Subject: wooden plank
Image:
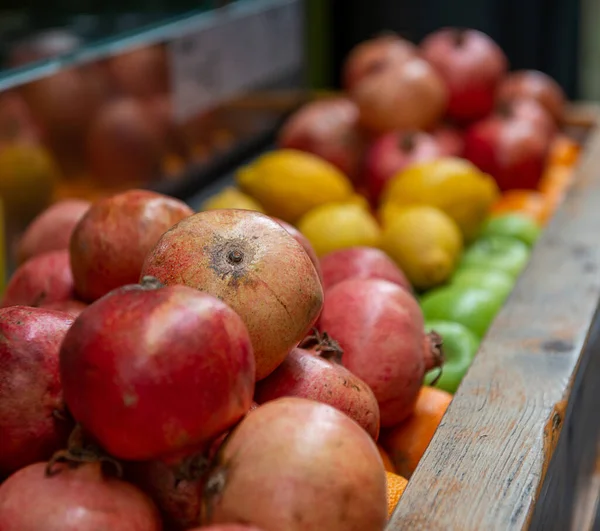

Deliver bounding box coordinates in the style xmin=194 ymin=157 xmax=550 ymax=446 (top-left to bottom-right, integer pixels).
xmin=388 ymin=104 xmax=600 ymax=531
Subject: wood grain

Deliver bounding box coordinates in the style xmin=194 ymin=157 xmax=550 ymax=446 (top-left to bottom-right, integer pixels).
xmin=388 ymin=105 xmax=600 ymax=531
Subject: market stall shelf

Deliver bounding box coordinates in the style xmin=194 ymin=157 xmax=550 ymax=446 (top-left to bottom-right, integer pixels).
xmin=388 ymin=104 xmax=600 ymax=531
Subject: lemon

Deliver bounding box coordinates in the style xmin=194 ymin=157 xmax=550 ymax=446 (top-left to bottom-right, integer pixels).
xmin=378 ymin=202 xmax=405 ymax=227
xmin=0 ymin=143 xmax=59 ymax=224
xmin=236 ymin=149 xmax=354 ymax=223
xmin=298 ymin=202 xmax=381 ymax=257
xmin=201 ymin=187 xmax=264 ymax=213
xmin=382 ymin=157 xmax=500 ymax=241
xmin=381 ymin=205 xmax=463 ymax=290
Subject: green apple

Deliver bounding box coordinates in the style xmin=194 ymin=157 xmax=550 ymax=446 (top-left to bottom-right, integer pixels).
xmin=420 ymin=285 xmax=505 ymax=339
xmin=450 ymin=267 xmax=515 ymax=301
xmin=424 ymin=320 xmax=479 ymax=394
xmin=478 ymin=213 xmax=541 ymax=247
xmin=459 ymin=235 xmax=531 ymax=278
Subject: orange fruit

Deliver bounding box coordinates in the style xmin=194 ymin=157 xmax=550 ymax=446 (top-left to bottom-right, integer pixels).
xmin=538 ymin=165 xmax=575 ymax=220
xmin=381 ymin=386 xmax=452 ymax=478
xmin=490 ymin=189 xmax=549 ymax=225
xmin=385 ymin=471 xmax=408 ymax=518
xmin=378 ymin=445 xmax=396 ymax=473
xmin=547 ymin=134 xmax=581 ymax=167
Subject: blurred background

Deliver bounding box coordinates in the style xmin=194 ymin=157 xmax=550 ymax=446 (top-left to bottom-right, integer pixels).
xmin=0 ymin=0 xmax=596 ymax=276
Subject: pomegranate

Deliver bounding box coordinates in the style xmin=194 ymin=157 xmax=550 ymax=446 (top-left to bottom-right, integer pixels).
xmin=0 ymin=91 xmax=40 ymax=147
xmin=70 ymin=189 xmax=193 ymax=302
xmin=126 ymin=459 xmax=203 ymax=530
xmin=343 ymin=33 xmax=418 ymax=90
xmin=272 ymin=217 xmax=323 ymax=282
xmin=107 ymin=45 xmax=169 ymax=99
xmin=0 ymin=462 xmax=161 ymax=530
xmin=143 ymin=95 xmax=188 ymax=158
xmin=318 ymin=279 xmax=442 ymax=426
xmin=420 ymin=28 xmax=508 ymax=122
xmin=0 ymin=306 xmax=73 ymax=476
xmin=352 ymin=57 xmax=448 ymax=133
xmin=365 ymin=130 xmax=443 ymax=203
xmin=496 ymin=69 xmax=566 ymax=122
xmin=431 ymin=123 xmax=465 ymax=157
xmin=141 ymin=210 xmax=324 ymax=380
xmin=203 ymin=397 xmax=387 ymax=530
xmin=464 ymin=111 xmax=552 ymax=191
xmin=60 ymin=278 xmax=255 ymax=461
xmin=2 ymin=250 xmax=74 ymax=308
xmin=42 ymin=299 xmax=88 ymax=317
xmin=20 ymin=68 xmax=100 ymax=157
xmin=86 ymin=98 xmax=167 ymax=185
xmin=320 ymin=247 xmax=411 ymax=292
xmin=255 ymin=333 xmax=380 ymax=439
xmin=493 ymin=98 xmax=557 ymax=141
xmin=192 ymin=526 xmax=265 ymax=531
xmin=277 ymin=98 xmax=366 ymax=182
xmin=17 ymin=198 xmax=90 ymax=264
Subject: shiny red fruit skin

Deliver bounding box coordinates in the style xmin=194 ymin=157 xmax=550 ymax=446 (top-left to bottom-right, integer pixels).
xmin=60 ymin=282 xmax=255 ymax=461
xmin=365 ymin=130 xmax=443 ymax=203
xmin=420 ymin=28 xmax=508 ymax=123
xmin=0 ymin=306 xmax=74 ymax=477
xmin=464 ymin=116 xmax=550 ymax=191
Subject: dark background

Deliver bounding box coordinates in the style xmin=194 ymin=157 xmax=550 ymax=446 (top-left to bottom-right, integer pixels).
xmin=328 ymin=0 xmax=580 ymax=99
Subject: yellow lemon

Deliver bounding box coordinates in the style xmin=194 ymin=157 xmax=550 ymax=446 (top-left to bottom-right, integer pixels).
xmin=378 ymin=202 xmax=405 ymax=227
xmin=298 ymin=202 xmax=381 ymax=257
xmin=382 ymin=157 xmax=500 ymax=241
xmin=201 ymin=187 xmax=264 ymax=213
xmin=0 ymin=143 xmax=59 ymax=224
xmin=236 ymin=149 xmax=354 ymax=223
xmin=381 ymin=205 xmax=463 ymax=290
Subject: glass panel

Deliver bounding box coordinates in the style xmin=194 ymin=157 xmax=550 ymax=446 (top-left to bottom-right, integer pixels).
xmin=0 ymin=0 xmax=307 ymax=275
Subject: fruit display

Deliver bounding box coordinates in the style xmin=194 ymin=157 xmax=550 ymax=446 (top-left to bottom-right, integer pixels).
xmin=0 ymin=27 xmax=587 ymax=531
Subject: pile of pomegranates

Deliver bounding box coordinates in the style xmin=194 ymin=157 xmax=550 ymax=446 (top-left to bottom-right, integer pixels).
xmin=278 ymin=28 xmax=567 ymax=196
xmin=0 ymin=181 xmax=442 ymax=530
xmin=0 ymin=26 xmax=570 ymax=530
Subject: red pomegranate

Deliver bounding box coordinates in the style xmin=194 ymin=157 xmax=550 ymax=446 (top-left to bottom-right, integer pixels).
xmin=107 ymin=45 xmax=169 ymax=99
xmin=70 ymin=189 xmax=193 ymax=302
xmin=255 ymin=335 xmax=380 ymax=439
xmin=464 ymin=110 xmax=552 ymax=191
xmin=496 ymin=69 xmax=566 ymax=122
xmin=191 ymin=526 xmax=265 ymax=531
xmin=365 ymin=130 xmax=443 ymax=203
xmin=141 ymin=210 xmax=324 ymax=380
xmin=318 ymin=279 xmax=442 ymax=426
xmin=272 ymin=217 xmax=323 ymax=282
xmin=277 ymin=97 xmax=366 ymax=182
xmin=203 ymin=397 xmax=387 ymax=530
xmin=320 ymin=247 xmax=411 ymax=292
xmin=41 ymin=299 xmax=88 ymax=317
xmin=17 ymin=198 xmax=90 ymax=264
xmin=2 ymin=250 xmax=74 ymax=308
xmin=430 ymin=123 xmax=465 ymax=157
xmin=86 ymin=98 xmax=167 ymax=185
xmin=496 ymin=98 xmax=556 ymax=139
xmin=126 ymin=459 xmax=203 ymax=530
xmin=420 ymin=28 xmax=508 ymax=122
xmin=0 ymin=306 xmax=73 ymax=476
xmin=352 ymin=57 xmax=448 ymax=133
xmin=0 ymin=91 xmax=40 ymax=147
xmin=0 ymin=462 xmax=161 ymax=530
xmin=343 ymin=33 xmax=417 ymax=90
xmin=21 ymin=68 xmax=100 ymax=143
xmin=60 ymin=278 xmax=255 ymax=461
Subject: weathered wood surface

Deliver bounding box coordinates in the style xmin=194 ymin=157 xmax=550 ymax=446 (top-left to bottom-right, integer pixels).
xmin=388 ymin=104 xmax=600 ymax=531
